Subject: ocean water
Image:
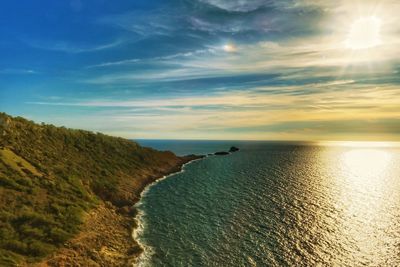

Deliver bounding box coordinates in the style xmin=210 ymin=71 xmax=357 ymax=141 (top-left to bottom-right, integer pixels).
xmin=136 ymin=140 xmax=400 ymax=266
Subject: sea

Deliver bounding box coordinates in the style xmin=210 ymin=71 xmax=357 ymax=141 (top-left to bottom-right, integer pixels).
xmin=135 ymin=140 xmax=400 ymax=266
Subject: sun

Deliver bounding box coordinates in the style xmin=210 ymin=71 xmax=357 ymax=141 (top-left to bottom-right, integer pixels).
xmin=345 ymin=16 xmax=382 ymax=50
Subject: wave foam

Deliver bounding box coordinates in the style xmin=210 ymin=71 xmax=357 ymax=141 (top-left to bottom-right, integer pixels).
xmin=132 ymin=158 xmax=204 ymax=266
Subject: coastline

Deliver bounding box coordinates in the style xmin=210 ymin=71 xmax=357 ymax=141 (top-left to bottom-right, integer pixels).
xmin=1 ymin=113 xmax=236 ymax=266
xmin=132 ymin=156 xmax=206 ymax=266
xmin=38 ymin=154 xmax=204 ymax=267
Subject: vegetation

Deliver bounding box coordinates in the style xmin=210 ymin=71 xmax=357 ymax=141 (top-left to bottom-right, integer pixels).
xmin=0 ymin=112 xmax=183 ymax=265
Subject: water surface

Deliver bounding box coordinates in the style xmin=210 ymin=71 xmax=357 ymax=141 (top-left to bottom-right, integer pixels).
xmin=136 ymin=141 xmax=400 ymax=266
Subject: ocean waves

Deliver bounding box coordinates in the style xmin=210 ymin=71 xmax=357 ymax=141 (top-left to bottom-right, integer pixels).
xmin=136 ymin=141 xmax=400 ymax=266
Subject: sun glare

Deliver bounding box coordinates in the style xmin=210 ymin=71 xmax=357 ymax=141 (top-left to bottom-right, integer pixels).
xmin=223 ymin=44 xmax=237 ymax=52
xmin=345 ymin=16 xmax=382 ymax=50
xmin=343 ymin=149 xmax=391 ymax=178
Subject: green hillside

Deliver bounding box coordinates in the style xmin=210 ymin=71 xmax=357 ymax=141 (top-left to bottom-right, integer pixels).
xmin=0 ymin=113 xmax=192 ymax=265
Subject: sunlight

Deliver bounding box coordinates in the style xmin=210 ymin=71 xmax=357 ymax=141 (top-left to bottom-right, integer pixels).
xmin=332 ymin=143 xmax=398 ymax=264
xmin=320 ymin=141 xmax=399 ymax=148
xmin=345 ymin=16 xmax=382 ymax=50
xmin=317 ymin=1 xmax=400 ymax=68
xmin=343 ymin=148 xmax=391 ymax=178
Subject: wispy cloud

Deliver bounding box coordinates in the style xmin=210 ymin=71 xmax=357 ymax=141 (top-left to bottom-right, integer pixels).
xmin=28 ymin=80 xmax=400 ymax=118
xmin=24 ymin=38 xmax=123 ymax=53
xmin=0 ymin=68 xmax=38 ymax=74
xmin=86 ymin=48 xmax=215 ymax=68
xmin=82 ymin=34 xmax=400 ymax=87
xmin=27 ymin=80 xmax=400 ymax=140
xmin=97 ymin=9 xmax=183 ymax=37
xmin=198 ymin=0 xmax=269 ymax=12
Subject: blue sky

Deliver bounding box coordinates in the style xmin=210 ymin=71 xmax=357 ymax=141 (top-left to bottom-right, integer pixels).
xmin=1 ymin=0 xmax=400 ymax=140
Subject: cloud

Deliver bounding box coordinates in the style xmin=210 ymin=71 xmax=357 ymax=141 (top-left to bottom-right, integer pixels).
xmin=197 ymin=0 xmax=333 ymax=12
xmin=0 ymin=69 xmax=38 ymax=74
xmin=25 ymin=38 xmax=123 ymax=53
xmin=198 ymin=0 xmax=271 ymax=12
xmin=83 ymin=67 xmax=226 ymax=84
xmin=28 ymin=80 xmax=399 ymax=113
xmin=83 ymin=29 xmax=400 ymax=87
xmin=27 ymin=80 xmax=400 ymax=140
xmin=86 ymin=48 xmax=214 ymax=68
xmin=187 ymin=16 xmax=263 ymax=34
xmin=97 ymin=9 xmax=183 ymax=37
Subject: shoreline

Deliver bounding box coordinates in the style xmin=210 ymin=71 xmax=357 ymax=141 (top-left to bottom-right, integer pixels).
xmin=37 ymin=155 xmax=204 ymax=267
xmin=132 ymin=156 xmax=206 ymax=266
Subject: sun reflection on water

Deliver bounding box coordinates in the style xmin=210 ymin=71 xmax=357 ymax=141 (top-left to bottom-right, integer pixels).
xmin=342 ymin=148 xmax=391 ymax=178
xmin=332 ymin=144 xmax=398 ymax=265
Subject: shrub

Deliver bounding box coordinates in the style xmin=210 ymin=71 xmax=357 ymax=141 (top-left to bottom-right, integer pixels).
xmin=19 ymin=225 xmax=44 ymax=239
xmin=14 ymin=211 xmax=54 ymax=228
xmin=0 ymin=248 xmax=23 ymax=266
xmin=4 ymin=240 xmax=27 ymax=255
xmin=0 ymin=176 xmax=21 ymax=190
xmin=28 ymin=241 xmax=55 ymax=257
xmin=49 ymin=228 xmax=72 ymax=244
xmin=0 ymin=223 xmax=15 ymax=241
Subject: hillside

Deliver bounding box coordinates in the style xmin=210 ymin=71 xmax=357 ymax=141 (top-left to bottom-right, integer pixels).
xmin=0 ymin=113 xmax=199 ymax=266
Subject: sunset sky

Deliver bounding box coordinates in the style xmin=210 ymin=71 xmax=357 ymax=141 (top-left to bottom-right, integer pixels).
xmin=1 ymin=0 xmax=400 ymax=140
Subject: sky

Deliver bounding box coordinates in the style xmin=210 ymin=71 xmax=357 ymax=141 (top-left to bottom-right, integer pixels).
xmin=1 ymin=0 xmax=400 ymax=141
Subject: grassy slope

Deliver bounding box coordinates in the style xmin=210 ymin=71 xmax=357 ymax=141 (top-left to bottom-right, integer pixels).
xmin=0 ymin=113 xmax=187 ymax=266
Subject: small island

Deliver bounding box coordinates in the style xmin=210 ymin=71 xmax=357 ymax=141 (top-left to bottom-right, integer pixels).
xmin=229 ymin=146 xmax=240 ymax=152
xmin=214 ymin=151 xmax=230 ymax=156
xmin=214 ymin=146 xmax=240 ymax=156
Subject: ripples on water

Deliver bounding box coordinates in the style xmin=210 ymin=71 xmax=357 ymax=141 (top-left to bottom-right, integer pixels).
xmin=136 ymin=141 xmax=400 ymax=266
